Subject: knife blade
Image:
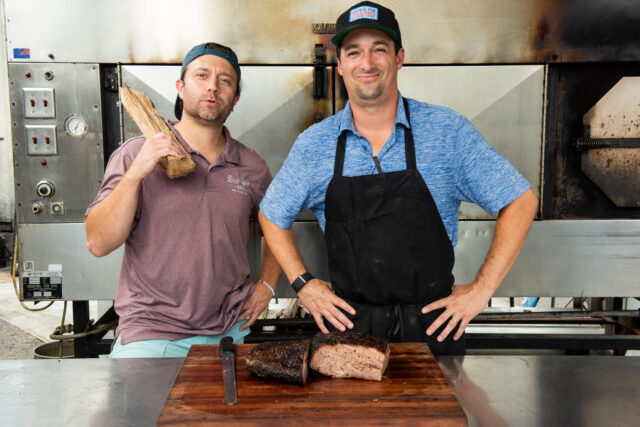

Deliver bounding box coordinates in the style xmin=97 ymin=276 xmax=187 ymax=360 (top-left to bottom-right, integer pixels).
xmin=220 ymin=336 xmax=237 ymax=405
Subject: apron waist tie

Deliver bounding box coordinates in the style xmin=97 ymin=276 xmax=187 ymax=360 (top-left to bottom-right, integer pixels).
xmin=336 ymin=296 xmax=466 ymax=355
xmin=342 ymin=298 xmax=423 ymax=342
xmin=388 ymin=303 xmax=404 ymax=342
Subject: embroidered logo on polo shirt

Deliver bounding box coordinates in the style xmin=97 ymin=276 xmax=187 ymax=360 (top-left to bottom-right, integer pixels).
xmin=349 ymin=6 xmax=378 ymax=22
xmin=227 ymin=174 xmax=251 ymax=196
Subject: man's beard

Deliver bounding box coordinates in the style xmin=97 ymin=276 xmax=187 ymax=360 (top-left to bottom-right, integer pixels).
xmin=354 ymin=71 xmax=384 ymax=101
xmin=182 ymin=97 xmax=234 ymax=127
xmin=355 ymin=83 xmax=384 ymax=101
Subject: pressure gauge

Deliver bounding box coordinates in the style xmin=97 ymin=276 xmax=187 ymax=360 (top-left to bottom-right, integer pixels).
xmin=64 ymin=114 xmax=88 ymax=137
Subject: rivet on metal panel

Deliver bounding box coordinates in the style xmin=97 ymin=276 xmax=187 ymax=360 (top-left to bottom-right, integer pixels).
xmin=50 ymin=202 xmax=64 ymax=216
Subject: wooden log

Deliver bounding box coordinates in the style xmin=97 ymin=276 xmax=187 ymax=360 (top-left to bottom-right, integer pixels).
xmin=120 ymin=86 xmax=196 ymax=179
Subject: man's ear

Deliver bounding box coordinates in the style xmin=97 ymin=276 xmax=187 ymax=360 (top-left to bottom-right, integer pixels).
xmin=396 ymin=48 xmax=405 ymax=70
xmin=176 ymin=79 xmax=185 ymax=100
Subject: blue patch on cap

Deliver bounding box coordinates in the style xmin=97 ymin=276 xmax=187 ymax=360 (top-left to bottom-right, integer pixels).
xmin=349 ymin=6 xmax=378 ymax=22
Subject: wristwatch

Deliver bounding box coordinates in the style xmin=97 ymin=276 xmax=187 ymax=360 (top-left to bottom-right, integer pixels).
xmin=291 ymin=272 xmax=315 ymax=293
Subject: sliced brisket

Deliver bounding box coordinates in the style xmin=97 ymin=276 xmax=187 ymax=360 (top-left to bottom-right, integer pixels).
xmin=309 ymin=332 xmax=390 ymax=381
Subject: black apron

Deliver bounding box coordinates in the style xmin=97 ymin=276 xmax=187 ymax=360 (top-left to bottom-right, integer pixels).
xmin=324 ymin=98 xmax=465 ymax=355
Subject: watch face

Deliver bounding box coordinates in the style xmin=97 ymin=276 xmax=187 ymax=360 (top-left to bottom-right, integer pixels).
xmin=65 ymin=115 xmax=87 ymax=137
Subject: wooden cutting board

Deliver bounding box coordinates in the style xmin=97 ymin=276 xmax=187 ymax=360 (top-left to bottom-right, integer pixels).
xmin=158 ymin=342 xmax=467 ymax=426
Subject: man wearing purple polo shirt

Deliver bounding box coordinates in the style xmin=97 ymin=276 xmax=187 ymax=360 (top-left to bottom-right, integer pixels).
xmin=86 ymin=42 xmax=280 ymax=358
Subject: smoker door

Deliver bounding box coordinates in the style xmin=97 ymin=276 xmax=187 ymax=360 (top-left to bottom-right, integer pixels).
xmin=121 ymin=64 xmax=546 ymax=298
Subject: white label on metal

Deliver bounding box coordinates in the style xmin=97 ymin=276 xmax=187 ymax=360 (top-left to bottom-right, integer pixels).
xmin=48 ymin=264 xmax=63 ymax=272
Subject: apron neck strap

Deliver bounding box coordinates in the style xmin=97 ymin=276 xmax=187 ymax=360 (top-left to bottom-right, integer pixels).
xmin=334 ymin=97 xmax=416 ymax=176
xmin=335 ymin=131 xmax=348 ymax=176
xmin=402 ymin=97 xmax=417 ymax=171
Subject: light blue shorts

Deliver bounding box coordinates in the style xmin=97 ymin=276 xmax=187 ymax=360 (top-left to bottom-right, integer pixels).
xmin=109 ymin=321 xmax=249 ymax=358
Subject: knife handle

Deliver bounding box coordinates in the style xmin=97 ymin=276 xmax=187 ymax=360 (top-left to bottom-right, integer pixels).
xmin=220 ymin=336 xmax=234 ymax=357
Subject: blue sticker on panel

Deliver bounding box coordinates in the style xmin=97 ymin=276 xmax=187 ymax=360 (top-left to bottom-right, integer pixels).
xmin=13 ymin=48 xmax=31 ymax=59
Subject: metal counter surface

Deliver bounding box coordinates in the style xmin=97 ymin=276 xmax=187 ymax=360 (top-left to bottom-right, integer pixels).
xmin=0 ymin=357 xmax=183 ymax=427
xmin=1 ymin=355 xmax=638 ymax=426
xmin=437 ymin=355 xmax=640 ymax=427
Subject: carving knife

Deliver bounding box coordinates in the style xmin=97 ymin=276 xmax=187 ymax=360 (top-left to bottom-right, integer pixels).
xmin=220 ymin=336 xmax=238 ymax=405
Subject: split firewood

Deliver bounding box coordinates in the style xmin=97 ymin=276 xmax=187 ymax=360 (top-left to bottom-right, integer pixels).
xmin=120 ymin=86 xmax=196 ymax=178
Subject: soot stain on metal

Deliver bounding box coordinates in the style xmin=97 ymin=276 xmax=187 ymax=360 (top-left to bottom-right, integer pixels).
xmin=531 ymin=0 xmax=640 ymax=62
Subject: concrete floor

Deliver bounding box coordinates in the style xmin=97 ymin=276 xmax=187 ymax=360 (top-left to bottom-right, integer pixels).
xmin=0 ymin=317 xmax=44 ymax=359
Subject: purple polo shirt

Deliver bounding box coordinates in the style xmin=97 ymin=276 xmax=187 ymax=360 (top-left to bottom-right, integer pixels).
xmin=86 ymin=121 xmax=271 ymax=344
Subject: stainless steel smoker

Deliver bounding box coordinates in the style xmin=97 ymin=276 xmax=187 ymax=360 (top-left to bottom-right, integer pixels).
xmin=4 ymin=0 xmax=640 ymax=356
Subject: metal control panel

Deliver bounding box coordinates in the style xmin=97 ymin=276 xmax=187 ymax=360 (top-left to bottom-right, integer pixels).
xmin=10 ymin=63 xmax=104 ymax=223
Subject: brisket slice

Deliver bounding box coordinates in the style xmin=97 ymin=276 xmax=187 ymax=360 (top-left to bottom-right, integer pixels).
xmin=309 ymin=332 xmax=390 ymax=381
xmin=245 ymin=339 xmax=311 ymax=385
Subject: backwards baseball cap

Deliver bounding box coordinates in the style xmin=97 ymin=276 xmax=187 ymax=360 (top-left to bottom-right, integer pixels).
xmin=175 ymin=42 xmax=241 ymax=119
xmin=180 ymin=42 xmax=241 ymax=80
xmin=331 ymin=1 xmax=402 ymax=48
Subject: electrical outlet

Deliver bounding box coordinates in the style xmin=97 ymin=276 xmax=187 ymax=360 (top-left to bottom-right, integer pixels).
xmin=26 ymin=125 xmax=57 ymax=156
xmin=23 ymin=88 xmax=55 ymax=118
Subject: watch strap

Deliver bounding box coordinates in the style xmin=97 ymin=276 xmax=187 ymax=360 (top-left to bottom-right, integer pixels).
xmin=291 ymin=272 xmax=314 ymax=293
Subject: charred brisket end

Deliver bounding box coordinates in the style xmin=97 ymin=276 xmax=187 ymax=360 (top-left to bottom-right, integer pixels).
xmin=245 ymin=340 xmax=311 ymax=385
xmin=309 ymin=332 xmax=391 ymax=381
xmin=309 ymin=331 xmax=388 ymax=354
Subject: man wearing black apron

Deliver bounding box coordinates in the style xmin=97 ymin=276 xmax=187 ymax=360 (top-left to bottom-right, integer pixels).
xmin=258 ymin=1 xmax=538 ymax=355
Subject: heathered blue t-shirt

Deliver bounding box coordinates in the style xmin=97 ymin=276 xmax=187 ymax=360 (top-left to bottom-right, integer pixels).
xmin=260 ymin=93 xmax=530 ymax=246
